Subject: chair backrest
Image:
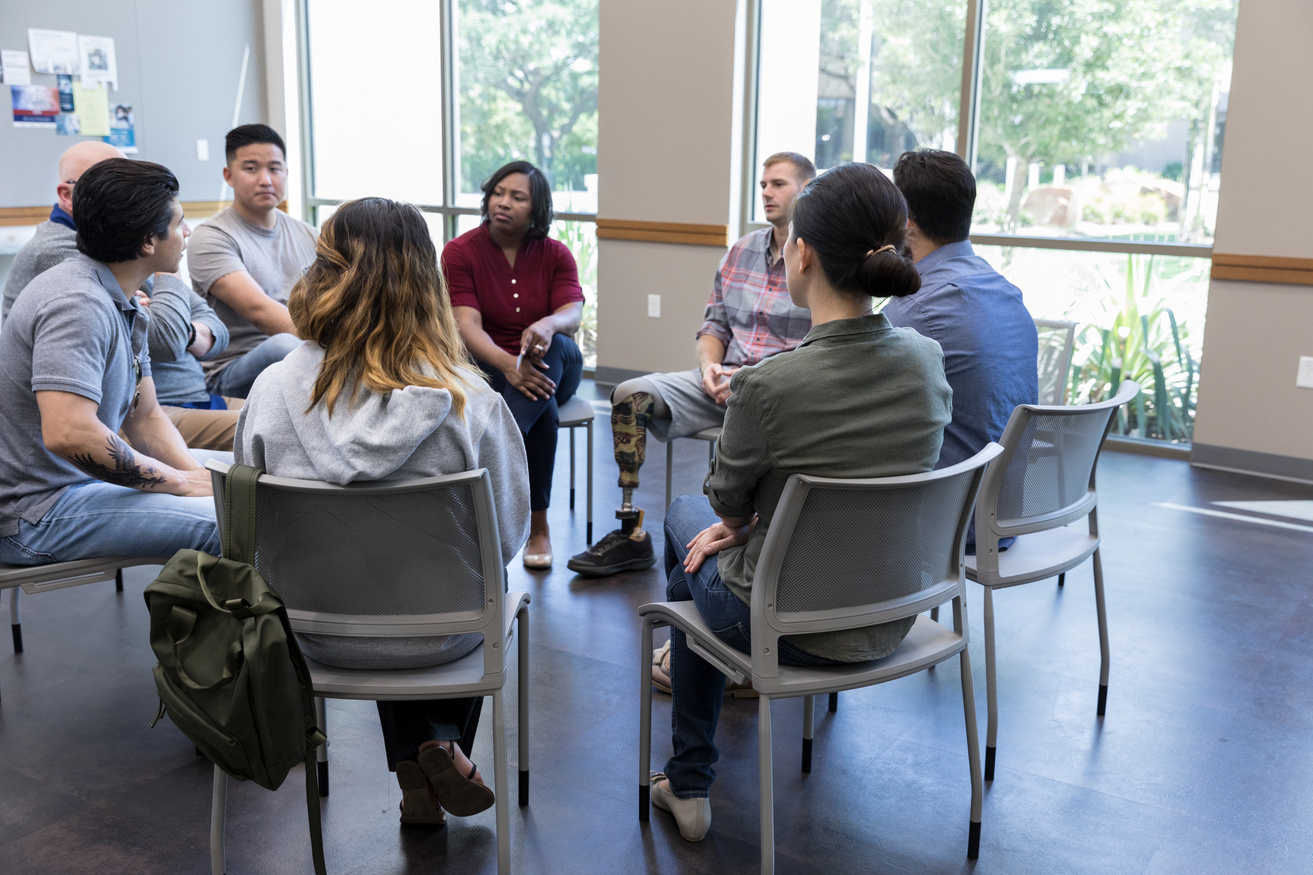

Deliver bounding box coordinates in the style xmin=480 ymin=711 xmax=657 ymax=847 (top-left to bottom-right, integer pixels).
xmin=748 ymin=443 xmax=1002 ymax=676
xmin=973 ymin=381 xmax=1140 ymax=568
xmin=206 ymin=461 xmax=507 ymax=673
xmin=1035 ymin=319 xmax=1077 ymax=405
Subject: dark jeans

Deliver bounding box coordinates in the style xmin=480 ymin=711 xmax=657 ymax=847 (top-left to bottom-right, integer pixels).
xmin=478 ymin=333 xmax=583 ymax=511
xmin=377 ymin=697 xmax=484 ymax=769
xmin=662 ymin=495 xmax=843 ymax=798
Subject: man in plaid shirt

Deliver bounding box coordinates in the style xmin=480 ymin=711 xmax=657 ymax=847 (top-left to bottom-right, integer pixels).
xmin=569 ymin=152 xmax=816 ymax=577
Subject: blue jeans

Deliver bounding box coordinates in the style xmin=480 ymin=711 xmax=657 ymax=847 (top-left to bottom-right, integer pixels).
xmin=0 ymin=450 xmax=229 ymax=565
xmin=209 ymin=333 xmax=301 ymax=399
xmin=477 ymin=333 xmax=583 ymax=511
xmin=662 ymin=495 xmax=842 ymax=797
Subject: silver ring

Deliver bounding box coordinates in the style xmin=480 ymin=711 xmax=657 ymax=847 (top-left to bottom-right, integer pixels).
xmin=535 ymin=344 xmax=544 ymax=351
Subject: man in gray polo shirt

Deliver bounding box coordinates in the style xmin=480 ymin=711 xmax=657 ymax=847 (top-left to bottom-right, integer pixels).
xmin=2 ymin=141 xmax=243 ymax=451
xmin=188 ymin=124 xmax=317 ymax=398
xmin=0 ymin=159 xmax=219 ymax=565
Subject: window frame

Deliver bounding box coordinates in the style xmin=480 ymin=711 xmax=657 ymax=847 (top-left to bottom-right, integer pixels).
xmin=296 ymin=0 xmax=599 ymax=239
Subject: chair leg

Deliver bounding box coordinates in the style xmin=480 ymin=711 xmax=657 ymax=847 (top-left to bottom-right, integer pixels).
xmin=983 ymin=586 xmax=998 ymax=782
xmin=585 ymin=420 xmax=594 ymax=545
xmin=828 ymin=692 xmax=838 ymax=713
xmin=492 ymin=689 xmax=510 ymax=875
xmin=638 ymin=619 xmax=655 ymax=822
xmin=210 ymin=766 xmax=228 ymax=875
xmin=315 ymin=698 xmax=329 ymax=796
xmin=569 ymin=426 xmax=577 ymax=510
xmin=665 ymin=441 xmax=674 ymax=511
xmin=517 ymin=605 xmax=530 ymax=807
xmin=959 ymin=644 xmax=984 ymax=860
xmin=802 ymin=695 xmax=814 ymax=772
xmin=115 ymin=568 xmax=124 ymax=593
xmin=10 ymin=588 xmax=21 ymax=654
xmin=1092 ymin=548 xmax=1109 ymax=716
xmin=758 ymin=695 xmax=775 ymax=875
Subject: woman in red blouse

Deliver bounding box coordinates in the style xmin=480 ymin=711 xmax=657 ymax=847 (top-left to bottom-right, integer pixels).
xmin=444 ymin=161 xmax=584 ymax=568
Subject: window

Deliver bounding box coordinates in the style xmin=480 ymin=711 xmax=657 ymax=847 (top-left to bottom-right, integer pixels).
xmin=302 ymin=0 xmax=600 ymax=365
xmin=973 ymin=0 xmax=1234 ymax=244
xmin=754 ymin=0 xmax=965 ymax=223
xmin=748 ymin=0 xmax=1238 ymax=444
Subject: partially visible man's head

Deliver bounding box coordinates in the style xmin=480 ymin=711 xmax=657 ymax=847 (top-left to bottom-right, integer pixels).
xmin=760 ymin=152 xmax=818 ymax=227
xmin=892 ymin=150 xmax=975 ymax=244
xmin=74 ymin=159 xmax=181 ymax=265
xmin=55 ymin=141 xmax=125 ymax=215
xmin=223 ymin=124 xmax=288 ymax=215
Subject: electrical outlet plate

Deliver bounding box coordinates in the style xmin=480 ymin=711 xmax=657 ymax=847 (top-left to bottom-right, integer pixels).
xmin=648 ymin=294 xmax=661 ymax=318
xmin=1297 ymin=356 xmax=1313 ymax=389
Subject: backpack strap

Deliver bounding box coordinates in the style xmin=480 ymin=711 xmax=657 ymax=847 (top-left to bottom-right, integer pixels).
xmin=223 ymin=464 xmax=262 ymax=565
xmin=304 ymin=747 xmax=327 ymax=875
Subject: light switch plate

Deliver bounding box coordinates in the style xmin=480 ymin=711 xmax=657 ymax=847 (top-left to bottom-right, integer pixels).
xmin=196 ymin=139 xmax=209 ymax=161
xmin=648 ymin=294 xmax=661 ymax=318
xmin=1297 ymin=356 xmax=1313 ymax=389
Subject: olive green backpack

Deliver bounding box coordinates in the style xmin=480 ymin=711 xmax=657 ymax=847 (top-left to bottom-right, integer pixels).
xmin=144 ymin=464 xmax=328 ymax=875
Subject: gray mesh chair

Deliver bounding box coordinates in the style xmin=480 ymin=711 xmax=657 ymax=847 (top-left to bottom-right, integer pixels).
xmin=665 ymin=426 xmax=721 ymax=510
xmin=557 ymin=394 xmax=595 ymax=543
xmin=966 ymin=381 xmax=1140 ymax=782
xmin=638 ymin=443 xmax=1003 ymax=870
xmin=1035 ymin=318 xmax=1077 ymax=405
xmin=205 ymin=461 xmax=529 ymax=875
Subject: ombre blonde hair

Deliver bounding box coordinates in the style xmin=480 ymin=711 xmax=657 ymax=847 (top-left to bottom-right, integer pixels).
xmin=288 ymin=197 xmax=477 ymax=417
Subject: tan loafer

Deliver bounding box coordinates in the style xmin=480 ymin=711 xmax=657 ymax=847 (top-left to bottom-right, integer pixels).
xmin=523 ymin=551 xmax=553 ymax=569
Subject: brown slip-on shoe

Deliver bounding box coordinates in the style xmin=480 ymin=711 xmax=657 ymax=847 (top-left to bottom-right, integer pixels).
xmin=417 ymin=745 xmax=495 ymax=817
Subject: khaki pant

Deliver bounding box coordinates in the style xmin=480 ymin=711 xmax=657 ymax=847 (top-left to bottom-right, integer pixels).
xmin=162 ymin=398 xmax=245 ymax=451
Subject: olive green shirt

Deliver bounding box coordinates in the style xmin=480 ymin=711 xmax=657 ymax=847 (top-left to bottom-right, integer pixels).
xmin=707 ymin=313 xmax=953 ymax=662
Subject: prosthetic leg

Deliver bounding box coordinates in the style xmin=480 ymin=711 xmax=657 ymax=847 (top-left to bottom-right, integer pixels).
xmin=567 ymin=392 xmax=659 ymax=576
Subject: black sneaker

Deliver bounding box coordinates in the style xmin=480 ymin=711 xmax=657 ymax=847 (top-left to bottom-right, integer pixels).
xmin=567 ymin=528 xmax=656 ymax=577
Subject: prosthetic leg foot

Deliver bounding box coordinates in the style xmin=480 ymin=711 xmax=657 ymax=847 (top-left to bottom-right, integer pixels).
xmin=567 ymin=507 xmax=656 ymax=577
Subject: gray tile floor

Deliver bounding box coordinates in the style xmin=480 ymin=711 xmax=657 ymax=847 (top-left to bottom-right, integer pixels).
xmin=3 ymin=381 xmax=1313 ymax=874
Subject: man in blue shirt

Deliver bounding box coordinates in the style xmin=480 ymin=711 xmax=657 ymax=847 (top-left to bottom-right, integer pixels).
xmin=885 ymin=150 xmax=1038 ymax=472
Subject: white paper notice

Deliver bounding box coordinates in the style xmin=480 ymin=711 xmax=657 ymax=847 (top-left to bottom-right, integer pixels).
xmin=2 ymin=51 xmax=32 ymax=86
xmin=27 ymin=29 xmax=79 ymax=76
xmin=77 ymin=35 xmax=117 ymax=91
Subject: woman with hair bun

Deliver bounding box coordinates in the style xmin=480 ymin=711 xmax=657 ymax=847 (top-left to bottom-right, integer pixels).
xmin=235 ymin=196 xmax=531 ymax=828
xmin=649 ymin=162 xmax=952 ymax=843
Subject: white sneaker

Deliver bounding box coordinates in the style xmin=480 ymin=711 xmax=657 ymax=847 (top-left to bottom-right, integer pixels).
xmin=650 ymin=772 xmax=711 ymax=841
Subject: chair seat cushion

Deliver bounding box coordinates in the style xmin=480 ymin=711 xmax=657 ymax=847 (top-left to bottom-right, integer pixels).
xmin=557 ymin=395 xmax=596 ymax=427
xmin=966 ymin=524 xmax=1098 ymax=588
xmin=642 ymin=601 xmax=967 ymax=698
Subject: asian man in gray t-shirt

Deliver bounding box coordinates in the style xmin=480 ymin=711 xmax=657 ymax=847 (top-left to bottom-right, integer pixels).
xmin=187 ymin=124 xmax=317 ymax=399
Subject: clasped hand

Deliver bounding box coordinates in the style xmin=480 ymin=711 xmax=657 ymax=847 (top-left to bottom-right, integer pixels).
xmin=504 ymin=320 xmax=557 ymax=400
xmin=700 ymin=363 xmax=738 ymax=405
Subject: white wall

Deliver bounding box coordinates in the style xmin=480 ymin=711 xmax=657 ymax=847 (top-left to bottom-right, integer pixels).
xmin=1191 ymin=0 xmax=1313 ymax=476
xmin=595 ymin=0 xmax=745 ymax=377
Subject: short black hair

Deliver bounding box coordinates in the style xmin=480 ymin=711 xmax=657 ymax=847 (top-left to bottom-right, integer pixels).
xmin=480 ymin=161 xmax=554 ymax=240
xmin=74 ymin=158 xmax=179 ymax=264
xmin=892 ymin=150 xmax=975 ymax=244
xmin=790 ymin=162 xmax=921 ymax=300
xmin=225 ymin=123 xmax=287 ymax=163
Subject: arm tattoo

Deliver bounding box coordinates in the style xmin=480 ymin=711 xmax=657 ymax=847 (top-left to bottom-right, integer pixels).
xmin=69 ymin=434 xmax=169 ymax=490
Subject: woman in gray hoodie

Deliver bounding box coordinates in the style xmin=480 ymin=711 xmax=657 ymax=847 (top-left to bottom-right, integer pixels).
xmin=235 ymin=197 xmax=531 ymax=827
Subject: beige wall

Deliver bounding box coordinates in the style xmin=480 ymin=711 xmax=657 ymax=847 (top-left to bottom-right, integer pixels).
xmin=1191 ymin=0 xmax=1313 ymax=471
xmin=595 ymin=0 xmax=745 ymax=376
